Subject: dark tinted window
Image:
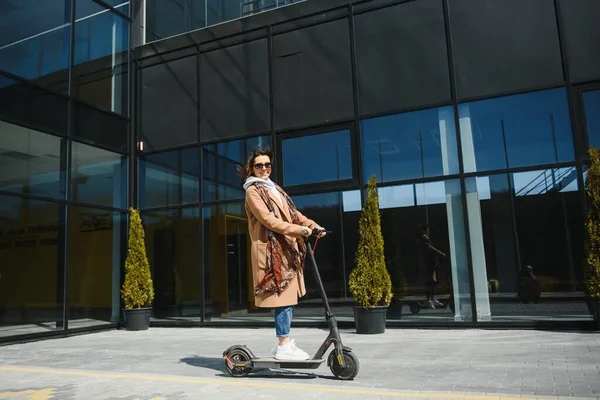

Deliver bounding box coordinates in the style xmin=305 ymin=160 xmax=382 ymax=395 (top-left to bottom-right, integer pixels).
xmin=68 ymin=206 xmax=126 ymax=326
xmin=146 ymin=0 xmax=205 ymax=40
xmin=0 ymin=0 xmax=70 ymax=92
xmin=203 ymin=136 xmax=271 ymax=201
xmin=0 ymin=75 xmax=68 ymax=136
xmin=583 ymin=90 xmax=600 ymax=149
xmin=140 ymin=56 xmax=198 ymax=150
xmin=201 ymin=39 xmax=270 ymax=142
xmin=281 ymin=130 xmax=353 ymax=186
xmin=139 ymin=147 xmax=200 ymax=208
xmin=458 ymin=88 xmax=574 ymax=173
xmin=73 ymin=101 xmax=128 ymax=152
xmin=273 ymin=19 xmax=354 ymax=130
xmin=362 ymin=106 xmax=458 ymax=184
xmin=448 ymin=0 xmax=563 ymax=100
xmin=71 ymin=141 xmax=127 ymax=208
xmin=355 ymin=0 xmax=451 ymax=116
xmin=142 ymin=207 xmax=201 ymax=320
xmin=73 ymin=0 xmax=129 ymax=115
xmin=0 ymin=196 xmax=62 ymax=335
xmin=0 ymin=120 xmax=66 ymax=200
xmin=558 ymin=0 xmax=600 ymax=83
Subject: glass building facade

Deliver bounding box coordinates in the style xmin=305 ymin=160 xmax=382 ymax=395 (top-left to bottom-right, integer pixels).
xmin=1 ymin=0 xmax=600 ymax=342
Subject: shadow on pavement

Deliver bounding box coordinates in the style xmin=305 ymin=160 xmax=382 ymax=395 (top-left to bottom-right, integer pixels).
xmin=180 ymin=356 xmax=322 ymax=380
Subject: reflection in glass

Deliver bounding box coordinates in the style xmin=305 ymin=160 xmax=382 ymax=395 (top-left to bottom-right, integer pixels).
xmin=202 ymin=136 xmax=271 ymax=202
xmin=0 ymin=120 xmax=66 ymax=200
xmin=139 ymin=148 xmax=199 ymax=208
xmin=0 ymin=196 xmax=61 ymax=338
xmin=0 ymin=0 xmax=70 ymax=91
xmin=458 ymin=88 xmax=575 ymax=173
xmin=282 ymin=130 xmax=353 ymax=186
xmin=71 ymin=141 xmax=127 ymax=208
xmin=146 ymin=0 xmax=205 ymax=41
xmin=376 ymin=180 xmax=473 ymax=322
xmin=143 ymin=208 xmax=201 ymax=321
xmin=73 ymin=0 xmax=129 ymax=115
xmin=362 ymin=106 xmax=458 ymax=183
xmin=465 ymin=168 xmax=591 ymax=321
xmin=294 ymin=192 xmax=348 ymax=300
xmin=68 ymin=207 xmax=124 ymax=326
xmin=203 ymin=203 xmax=249 ymax=320
xmin=583 ymin=90 xmax=600 ymax=149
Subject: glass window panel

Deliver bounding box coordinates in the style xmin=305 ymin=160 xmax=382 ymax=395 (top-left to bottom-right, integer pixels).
xmin=140 ymin=56 xmax=198 ymax=150
xmin=458 ymin=88 xmax=575 ymax=173
xmin=273 ymin=19 xmax=354 ymax=130
xmin=68 ymin=207 xmax=125 ymax=327
xmin=448 ymin=0 xmax=563 ymax=100
xmin=0 ymin=74 xmax=69 ymax=136
xmin=73 ymin=0 xmax=129 ymax=115
xmin=558 ymin=0 xmax=600 ymax=83
xmin=207 ymin=0 xmax=241 ymax=26
xmin=73 ymin=101 xmax=128 ymax=152
xmin=142 ymin=208 xmax=201 ymax=321
xmin=146 ymin=0 xmax=206 ymax=40
xmin=465 ymin=170 xmax=591 ymax=322
xmin=355 ymin=0 xmax=451 ymax=115
xmin=282 ymin=130 xmax=353 ymax=186
xmin=202 ymin=136 xmax=271 ymax=202
xmin=341 ymin=190 xmax=361 ymax=212
xmin=583 ymin=90 xmax=600 ymax=149
xmin=200 ymin=39 xmax=270 ymax=142
xmin=362 ymin=106 xmax=459 ymax=183
xmin=0 ymin=0 xmax=71 ymax=92
xmin=0 ymin=197 xmax=62 ymax=338
xmin=0 ymin=120 xmax=66 ymax=200
xmin=139 ymin=147 xmax=200 ymax=208
xmin=376 ymin=179 xmax=473 ymax=322
xmin=71 ymin=141 xmax=127 ymax=208
xmin=202 ymin=202 xmax=249 ymax=320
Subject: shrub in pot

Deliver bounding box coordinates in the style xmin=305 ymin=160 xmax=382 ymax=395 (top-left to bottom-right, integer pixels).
xmin=349 ymin=175 xmax=393 ymax=334
xmin=121 ymin=208 xmax=154 ymax=331
xmin=584 ymin=147 xmax=600 ymax=330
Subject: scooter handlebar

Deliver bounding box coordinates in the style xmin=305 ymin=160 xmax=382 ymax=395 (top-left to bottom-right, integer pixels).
xmin=310 ymin=228 xmax=331 ymax=237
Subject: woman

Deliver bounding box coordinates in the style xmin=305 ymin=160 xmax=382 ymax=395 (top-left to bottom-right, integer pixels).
xmin=416 ymin=224 xmax=447 ymax=309
xmin=239 ymin=147 xmax=325 ymax=361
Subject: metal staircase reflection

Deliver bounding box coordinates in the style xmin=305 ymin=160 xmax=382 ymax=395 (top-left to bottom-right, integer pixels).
xmin=515 ymin=167 xmax=577 ymax=196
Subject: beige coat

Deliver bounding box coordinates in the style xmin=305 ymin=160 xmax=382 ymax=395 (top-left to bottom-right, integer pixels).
xmin=245 ymin=185 xmax=318 ymax=308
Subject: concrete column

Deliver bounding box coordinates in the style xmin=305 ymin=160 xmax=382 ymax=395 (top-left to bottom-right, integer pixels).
xmin=458 ymin=105 xmax=492 ymax=321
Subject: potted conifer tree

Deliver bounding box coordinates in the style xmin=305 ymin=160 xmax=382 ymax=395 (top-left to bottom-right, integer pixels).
xmin=121 ymin=208 xmax=154 ymax=331
xmin=584 ymin=147 xmax=600 ymax=330
xmin=349 ymin=175 xmax=393 ymax=334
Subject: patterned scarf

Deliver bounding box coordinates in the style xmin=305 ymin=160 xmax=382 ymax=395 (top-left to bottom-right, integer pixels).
xmin=252 ymin=182 xmax=307 ymax=296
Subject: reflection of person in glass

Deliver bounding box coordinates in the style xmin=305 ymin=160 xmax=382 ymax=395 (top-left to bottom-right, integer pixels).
xmin=239 ymin=147 xmax=326 ymax=361
xmin=416 ymin=224 xmax=447 ymax=309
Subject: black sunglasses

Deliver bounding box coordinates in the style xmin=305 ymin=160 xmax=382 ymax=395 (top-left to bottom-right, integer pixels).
xmin=253 ymin=163 xmax=272 ymax=169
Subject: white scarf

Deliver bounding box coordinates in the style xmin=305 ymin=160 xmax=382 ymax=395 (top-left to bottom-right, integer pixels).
xmin=243 ymin=177 xmax=283 ymax=208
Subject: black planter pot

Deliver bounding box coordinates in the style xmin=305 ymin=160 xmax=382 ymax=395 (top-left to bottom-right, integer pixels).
xmin=123 ymin=307 xmax=152 ymax=331
xmin=591 ymin=300 xmax=600 ymax=331
xmin=353 ymin=305 xmax=388 ymax=334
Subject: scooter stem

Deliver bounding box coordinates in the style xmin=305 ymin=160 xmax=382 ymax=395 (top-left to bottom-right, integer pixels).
xmin=305 ymin=238 xmax=333 ymax=319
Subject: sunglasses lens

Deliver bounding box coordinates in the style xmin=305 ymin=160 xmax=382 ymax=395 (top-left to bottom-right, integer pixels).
xmin=254 ymin=163 xmax=272 ymax=169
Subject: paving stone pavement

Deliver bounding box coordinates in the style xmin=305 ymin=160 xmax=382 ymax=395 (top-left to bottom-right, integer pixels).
xmin=0 ymin=327 xmax=599 ymax=399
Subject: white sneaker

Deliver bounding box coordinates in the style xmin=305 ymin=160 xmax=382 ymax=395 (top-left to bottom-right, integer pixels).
xmin=433 ymin=299 xmax=444 ymax=307
xmin=270 ymin=343 xmax=278 ymax=356
xmin=274 ymin=339 xmax=310 ymax=360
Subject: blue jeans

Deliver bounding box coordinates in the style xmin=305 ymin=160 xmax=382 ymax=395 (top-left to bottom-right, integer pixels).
xmin=274 ymin=306 xmax=294 ymax=337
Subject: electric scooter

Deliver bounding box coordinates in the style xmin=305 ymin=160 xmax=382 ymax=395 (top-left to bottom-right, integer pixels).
xmin=223 ymin=228 xmax=360 ymax=380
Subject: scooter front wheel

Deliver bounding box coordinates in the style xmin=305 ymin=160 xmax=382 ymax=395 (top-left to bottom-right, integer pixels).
xmin=328 ymin=350 xmax=360 ymax=380
xmin=224 ymin=348 xmax=253 ymax=378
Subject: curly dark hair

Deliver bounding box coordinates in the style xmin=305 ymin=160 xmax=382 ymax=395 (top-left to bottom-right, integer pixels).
xmin=237 ymin=146 xmax=273 ymax=184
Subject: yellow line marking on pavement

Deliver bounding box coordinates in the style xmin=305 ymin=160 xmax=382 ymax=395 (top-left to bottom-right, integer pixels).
xmin=0 ymin=365 xmax=588 ymax=400
xmin=0 ymin=388 xmax=55 ymax=399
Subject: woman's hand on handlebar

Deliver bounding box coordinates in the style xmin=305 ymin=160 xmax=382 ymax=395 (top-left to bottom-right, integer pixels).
xmin=312 ymin=227 xmax=329 ymax=237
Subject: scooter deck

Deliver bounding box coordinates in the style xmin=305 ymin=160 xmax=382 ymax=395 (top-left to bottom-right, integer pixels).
xmin=251 ymin=357 xmax=325 ymax=369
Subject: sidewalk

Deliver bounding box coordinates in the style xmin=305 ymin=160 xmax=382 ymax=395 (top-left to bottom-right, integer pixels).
xmin=0 ymin=327 xmax=599 ymax=399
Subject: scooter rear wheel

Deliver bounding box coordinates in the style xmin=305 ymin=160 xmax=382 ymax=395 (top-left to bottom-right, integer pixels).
xmin=328 ymin=350 xmax=360 ymax=380
xmin=224 ymin=348 xmax=253 ymax=378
